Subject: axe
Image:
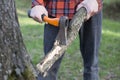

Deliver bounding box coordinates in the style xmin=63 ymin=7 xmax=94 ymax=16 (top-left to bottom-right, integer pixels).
xmin=28 ymin=10 xmax=69 ymax=45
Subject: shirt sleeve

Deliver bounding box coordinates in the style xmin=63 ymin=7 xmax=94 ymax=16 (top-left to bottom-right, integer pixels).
xmin=32 ymin=0 xmax=44 ymax=7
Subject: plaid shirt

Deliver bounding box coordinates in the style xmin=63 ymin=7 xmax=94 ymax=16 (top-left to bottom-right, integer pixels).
xmin=32 ymin=0 xmax=102 ymax=19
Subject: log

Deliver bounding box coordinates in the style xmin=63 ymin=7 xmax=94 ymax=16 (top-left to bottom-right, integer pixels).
xmin=37 ymin=7 xmax=87 ymax=76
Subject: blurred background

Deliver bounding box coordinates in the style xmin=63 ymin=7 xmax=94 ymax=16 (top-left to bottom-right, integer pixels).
xmin=15 ymin=0 xmax=120 ymax=80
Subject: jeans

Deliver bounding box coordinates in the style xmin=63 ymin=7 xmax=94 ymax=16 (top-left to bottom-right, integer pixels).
xmin=37 ymin=11 xmax=102 ymax=80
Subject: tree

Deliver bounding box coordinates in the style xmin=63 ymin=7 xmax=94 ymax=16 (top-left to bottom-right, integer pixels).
xmin=0 ymin=0 xmax=36 ymax=80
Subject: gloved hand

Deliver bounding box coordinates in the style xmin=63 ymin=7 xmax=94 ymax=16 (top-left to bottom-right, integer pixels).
xmin=76 ymin=0 xmax=98 ymax=20
xmin=30 ymin=5 xmax=48 ymax=23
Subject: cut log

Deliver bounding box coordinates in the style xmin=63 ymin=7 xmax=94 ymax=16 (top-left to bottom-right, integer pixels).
xmin=37 ymin=7 xmax=87 ymax=77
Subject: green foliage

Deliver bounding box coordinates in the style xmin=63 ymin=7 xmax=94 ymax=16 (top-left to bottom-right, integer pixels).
xmin=103 ymin=0 xmax=120 ymax=21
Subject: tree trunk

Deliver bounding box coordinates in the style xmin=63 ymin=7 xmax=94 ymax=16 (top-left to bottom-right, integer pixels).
xmin=0 ymin=0 xmax=36 ymax=80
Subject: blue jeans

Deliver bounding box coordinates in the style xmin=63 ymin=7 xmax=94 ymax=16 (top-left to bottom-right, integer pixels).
xmin=37 ymin=11 xmax=102 ymax=80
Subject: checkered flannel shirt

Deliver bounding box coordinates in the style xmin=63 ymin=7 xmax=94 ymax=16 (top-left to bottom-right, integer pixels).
xmin=32 ymin=0 xmax=102 ymax=19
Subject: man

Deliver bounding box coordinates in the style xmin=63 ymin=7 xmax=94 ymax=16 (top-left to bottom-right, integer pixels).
xmin=30 ymin=0 xmax=102 ymax=80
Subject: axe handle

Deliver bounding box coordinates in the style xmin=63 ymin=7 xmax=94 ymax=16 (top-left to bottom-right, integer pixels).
xmin=28 ymin=10 xmax=59 ymax=27
xmin=42 ymin=14 xmax=59 ymax=27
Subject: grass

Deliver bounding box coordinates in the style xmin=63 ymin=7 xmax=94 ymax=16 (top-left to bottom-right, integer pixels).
xmin=103 ymin=0 xmax=120 ymax=4
xmin=16 ymin=0 xmax=120 ymax=80
xmin=99 ymin=19 xmax=120 ymax=80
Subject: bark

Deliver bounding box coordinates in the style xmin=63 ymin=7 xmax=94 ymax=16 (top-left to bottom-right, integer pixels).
xmin=0 ymin=0 xmax=36 ymax=80
xmin=36 ymin=7 xmax=87 ymax=76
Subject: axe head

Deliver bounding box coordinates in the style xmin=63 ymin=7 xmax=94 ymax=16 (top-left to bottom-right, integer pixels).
xmin=55 ymin=16 xmax=69 ymax=45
